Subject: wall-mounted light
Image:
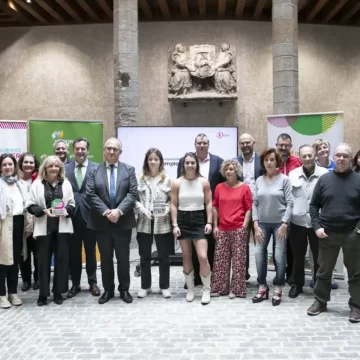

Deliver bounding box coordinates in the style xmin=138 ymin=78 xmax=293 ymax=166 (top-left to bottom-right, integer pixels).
xmin=26 ymin=0 xmax=32 ymax=3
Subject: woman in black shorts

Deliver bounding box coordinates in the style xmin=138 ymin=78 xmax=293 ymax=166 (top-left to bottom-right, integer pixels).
xmin=171 ymin=152 xmax=213 ymax=305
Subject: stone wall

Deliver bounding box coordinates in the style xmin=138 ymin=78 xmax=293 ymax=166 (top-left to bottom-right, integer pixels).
xmin=0 ymin=22 xmax=359 ymax=153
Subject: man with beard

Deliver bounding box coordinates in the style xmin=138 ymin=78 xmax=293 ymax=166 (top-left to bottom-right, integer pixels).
xmin=236 ymin=133 xmax=264 ymax=280
xmin=54 ymin=140 xmax=72 ymax=164
xmin=275 ymin=133 xmax=301 ymax=283
xmin=177 ymin=133 xmax=223 ymax=286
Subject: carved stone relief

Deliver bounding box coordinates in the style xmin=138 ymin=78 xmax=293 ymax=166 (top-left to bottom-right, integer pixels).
xmin=168 ymin=43 xmax=237 ymax=102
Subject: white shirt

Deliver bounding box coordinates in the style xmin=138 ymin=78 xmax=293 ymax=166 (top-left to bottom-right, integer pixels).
xmin=199 ymin=154 xmax=210 ymax=180
xmin=75 ymin=159 xmax=88 ymax=179
xmin=148 ymin=175 xmax=160 ymax=210
xmin=289 ymin=165 xmax=328 ymax=228
xmin=106 ymin=161 xmax=118 ymax=189
xmin=242 ymin=153 xmax=256 ymax=196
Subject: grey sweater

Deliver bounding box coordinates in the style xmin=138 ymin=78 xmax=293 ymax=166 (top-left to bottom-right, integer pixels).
xmin=252 ymin=173 xmax=294 ymax=224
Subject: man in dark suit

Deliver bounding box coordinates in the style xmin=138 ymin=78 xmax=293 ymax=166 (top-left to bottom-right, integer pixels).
xmin=237 ymin=133 xmax=264 ymax=280
xmin=65 ymin=137 xmax=100 ymax=298
xmin=177 ymin=133 xmax=223 ymax=286
xmin=86 ymin=137 xmax=137 ymax=305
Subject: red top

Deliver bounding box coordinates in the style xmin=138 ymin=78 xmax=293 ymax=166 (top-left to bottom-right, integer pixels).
xmin=213 ymin=183 xmax=252 ymax=231
xmin=279 ymin=155 xmax=302 ymax=176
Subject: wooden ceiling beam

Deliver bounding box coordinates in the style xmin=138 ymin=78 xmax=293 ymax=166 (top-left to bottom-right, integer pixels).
xmin=178 ymin=0 xmax=189 ymax=17
xmin=76 ymin=0 xmax=99 ymax=21
xmin=254 ymin=0 xmax=267 ymax=20
xmin=157 ymin=0 xmax=171 ymax=20
xmin=13 ymin=0 xmax=49 ymax=24
xmin=139 ymin=0 xmax=152 ymax=19
xmin=218 ymin=0 xmax=227 ymax=18
xmin=96 ymin=0 xmax=112 ymax=18
xmin=235 ymin=0 xmax=246 ymax=18
xmin=323 ymin=0 xmax=348 ymax=23
xmin=0 ymin=0 xmax=31 ymax=24
xmin=298 ymin=0 xmax=307 ymax=12
xmin=34 ymin=0 xmax=66 ymax=24
xmin=56 ymin=0 xmax=84 ymax=23
xmin=306 ymin=0 xmax=328 ymax=22
xmin=198 ymin=0 xmax=206 ymax=17
xmin=339 ymin=1 xmax=360 ymax=24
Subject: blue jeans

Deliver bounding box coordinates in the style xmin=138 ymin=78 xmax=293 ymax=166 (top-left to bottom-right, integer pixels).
xmin=255 ymin=222 xmax=287 ymax=287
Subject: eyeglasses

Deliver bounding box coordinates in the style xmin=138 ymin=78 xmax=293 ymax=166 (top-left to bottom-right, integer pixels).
xmin=105 ymin=147 xmax=120 ymax=152
xmin=195 ymin=142 xmax=209 ymax=146
xmin=276 ymin=144 xmax=291 ymax=149
xmin=334 ymin=154 xmax=350 ymax=159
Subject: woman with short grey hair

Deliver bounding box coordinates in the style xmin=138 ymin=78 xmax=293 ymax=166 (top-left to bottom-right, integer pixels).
xmin=211 ymin=159 xmax=252 ymax=299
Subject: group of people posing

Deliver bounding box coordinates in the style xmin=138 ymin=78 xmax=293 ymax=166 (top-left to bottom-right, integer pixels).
xmin=0 ymin=133 xmax=359 ymax=324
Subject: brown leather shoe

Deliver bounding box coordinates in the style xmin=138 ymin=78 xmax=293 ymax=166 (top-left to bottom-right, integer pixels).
xmin=90 ymin=284 xmax=100 ymax=297
xmin=67 ymin=285 xmax=81 ymax=298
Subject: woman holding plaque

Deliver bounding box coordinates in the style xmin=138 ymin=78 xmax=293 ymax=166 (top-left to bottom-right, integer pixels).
xmin=26 ymin=155 xmax=75 ymax=306
xmin=0 ymin=154 xmax=28 ymax=309
xmin=135 ymin=148 xmax=172 ymax=299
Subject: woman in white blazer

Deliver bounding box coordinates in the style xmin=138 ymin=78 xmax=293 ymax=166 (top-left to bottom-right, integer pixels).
xmin=0 ymin=154 xmax=28 ymax=309
xmin=26 ymin=155 xmax=75 ymax=306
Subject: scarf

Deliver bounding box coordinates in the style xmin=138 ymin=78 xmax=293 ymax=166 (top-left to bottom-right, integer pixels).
xmin=0 ymin=175 xmax=23 ymax=220
xmin=1 ymin=174 xmax=18 ymax=184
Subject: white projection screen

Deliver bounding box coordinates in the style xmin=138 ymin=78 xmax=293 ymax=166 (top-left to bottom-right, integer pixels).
xmin=116 ymin=126 xmax=238 ymax=179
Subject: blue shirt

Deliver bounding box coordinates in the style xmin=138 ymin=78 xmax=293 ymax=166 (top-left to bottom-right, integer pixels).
xmin=316 ymin=159 xmax=335 ymax=172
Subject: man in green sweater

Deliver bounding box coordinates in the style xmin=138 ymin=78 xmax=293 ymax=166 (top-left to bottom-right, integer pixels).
xmin=308 ymin=144 xmax=360 ymax=323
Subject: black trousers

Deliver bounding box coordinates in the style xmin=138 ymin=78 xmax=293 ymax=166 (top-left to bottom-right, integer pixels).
xmin=314 ymin=229 xmax=360 ymax=308
xmin=0 ymin=215 xmax=24 ymax=296
xmin=20 ymin=235 xmax=38 ymax=283
xmin=69 ymin=212 xmax=97 ymax=286
xmin=36 ymin=232 xmax=69 ymax=297
xmin=289 ymin=223 xmax=319 ymax=288
xmin=96 ymin=227 xmax=132 ymax=292
xmin=137 ymin=223 xmax=171 ymax=290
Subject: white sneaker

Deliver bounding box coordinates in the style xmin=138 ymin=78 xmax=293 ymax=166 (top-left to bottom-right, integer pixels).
xmin=229 ymin=292 xmax=236 ymax=299
xmin=0 ymin=296 xmax=11 ymax=309
xmin=8 ymin=294 xmax=22 ymax=306
xmin=137 ymin=288 xmax=151 ymax=298
xmin=161 ymin=289 xmax=172 ymax=299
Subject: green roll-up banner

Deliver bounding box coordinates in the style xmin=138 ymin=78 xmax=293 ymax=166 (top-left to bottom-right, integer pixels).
xmin=29 ymin=120 xmax=103 ymax=163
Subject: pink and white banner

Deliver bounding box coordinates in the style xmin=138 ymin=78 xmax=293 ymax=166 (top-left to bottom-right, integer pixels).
xmin=0 ymin=121 xmax=28 ymax=159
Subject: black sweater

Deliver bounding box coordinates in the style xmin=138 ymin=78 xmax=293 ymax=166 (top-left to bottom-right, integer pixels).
xmin=310 ymin=170 xmax=360 ymax=232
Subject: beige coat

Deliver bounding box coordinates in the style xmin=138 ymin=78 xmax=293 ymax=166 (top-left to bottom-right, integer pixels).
xmin=26 ymin=179 xmax=75 ymax=238
xmin=0 ymin=181 xmax=28 ymax=266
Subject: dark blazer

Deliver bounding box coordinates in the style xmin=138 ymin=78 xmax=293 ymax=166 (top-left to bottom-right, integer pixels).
xmin=65 ymin=160 xmax=98 ymax=223
xmin=177 ymin=153 xmax=224 ymax=195
xmin=86 ymin=161 xmax=138 ymax=231
xmin=237 ymin=153 xmax=264 ymax=181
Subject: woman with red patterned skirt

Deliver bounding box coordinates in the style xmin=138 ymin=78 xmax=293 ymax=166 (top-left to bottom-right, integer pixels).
xmin=211 ymin=159 xmax=252 ymax=299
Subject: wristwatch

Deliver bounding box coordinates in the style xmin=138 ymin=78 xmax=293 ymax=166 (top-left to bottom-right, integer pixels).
xmin=354 ymin=227 xmax=360 ymax=234
xmin=172 ymin=224 xmax=179 ymax=228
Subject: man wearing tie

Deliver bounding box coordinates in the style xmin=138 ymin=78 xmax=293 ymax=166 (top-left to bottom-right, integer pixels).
xmin=177 ymin=133 xmax=223 ymax=285
xmin=86 ymin=138 xmax=137 ymax=305
xmin=236 ymin=133 xmax=264 ymax=280
xmin=65 ymin=137 xmax=100 ymax=298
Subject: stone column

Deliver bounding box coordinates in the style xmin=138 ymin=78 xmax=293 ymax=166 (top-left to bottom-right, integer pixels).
xmin=272 ymin=0 xmax=299 ymax=114
xmin=113 ymin=0 xmax=138 ymax=127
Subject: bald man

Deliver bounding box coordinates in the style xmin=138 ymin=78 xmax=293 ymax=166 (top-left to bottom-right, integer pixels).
xmin=86 ymin=138 xmax=137 ymax=305
xmin=237 ymin=133 xmax=264 ymax=279
xmin=308 ymin=144 xmax=360 ymax=323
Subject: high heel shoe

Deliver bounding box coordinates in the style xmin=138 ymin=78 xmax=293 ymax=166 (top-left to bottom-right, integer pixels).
xmin=252 ymin=286 xmax=269 ymax=303
xmin=272 ymin=291 xmax=282 ymax=306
